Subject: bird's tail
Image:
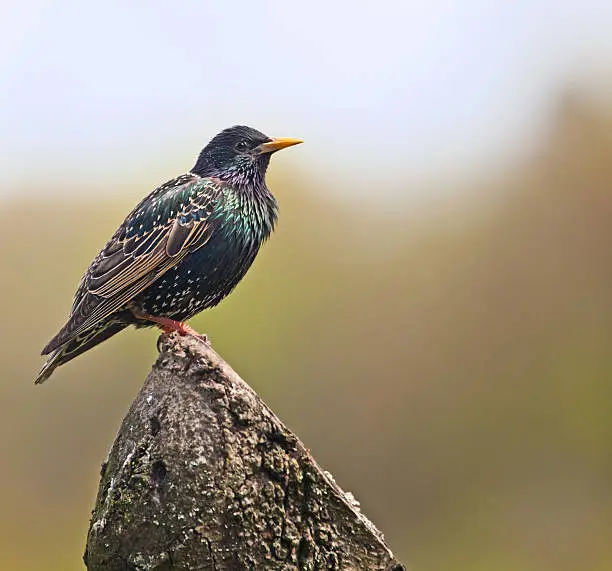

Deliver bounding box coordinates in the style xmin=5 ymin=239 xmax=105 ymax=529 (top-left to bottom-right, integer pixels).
xmin=35 ymin=348 xmax=66 ymax=384
xmin=36 ymin=320 xmax=128 ymax=384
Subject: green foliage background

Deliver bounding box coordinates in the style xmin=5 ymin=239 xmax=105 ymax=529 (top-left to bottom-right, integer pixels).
xmin=2 ymin=95 xmax=612 ymax=570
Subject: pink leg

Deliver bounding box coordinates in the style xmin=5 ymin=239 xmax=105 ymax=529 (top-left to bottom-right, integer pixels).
xmin=130 ymin=307 xmax=203 ymax=337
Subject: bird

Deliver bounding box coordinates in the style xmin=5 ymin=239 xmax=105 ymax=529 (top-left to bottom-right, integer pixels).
xmin=36 ymin=125 xmax=302 ymax=384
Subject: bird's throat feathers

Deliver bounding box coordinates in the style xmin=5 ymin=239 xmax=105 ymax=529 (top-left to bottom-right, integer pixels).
xmin=217 ymin=181 xmax=278 ymax=245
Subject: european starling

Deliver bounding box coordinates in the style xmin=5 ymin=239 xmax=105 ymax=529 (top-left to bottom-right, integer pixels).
xmin=37 ymin=126 xmax=302 ymax=384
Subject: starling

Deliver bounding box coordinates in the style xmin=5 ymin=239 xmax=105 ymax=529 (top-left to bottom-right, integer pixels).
xmin=37 ymin=126 xmax=302 ymax=384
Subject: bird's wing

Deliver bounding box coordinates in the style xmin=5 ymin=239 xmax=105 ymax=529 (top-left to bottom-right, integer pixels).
xmin=42 ymin=174 xmax=224 ymax=354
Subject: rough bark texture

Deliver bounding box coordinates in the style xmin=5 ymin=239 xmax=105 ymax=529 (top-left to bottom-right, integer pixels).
xmin=84 ymin=333 xmax=405 ymax=570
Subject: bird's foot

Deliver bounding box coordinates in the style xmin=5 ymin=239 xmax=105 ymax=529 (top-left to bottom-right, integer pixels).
xmin=155 ymin=330 xmax=208 ymax=352
xmin=163 ymin=323 xmax=209 ymax=344
xmin=160 ymin=321 xmax=209 ymax=344
xmin=130 ymin=307 xmax=207 ymax=341
xmin=158 ymin=318 xmax=200 ymax=336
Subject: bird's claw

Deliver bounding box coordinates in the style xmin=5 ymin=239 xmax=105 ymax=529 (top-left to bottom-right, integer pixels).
xmin=155 ymin=330 xmax=208 ymax=353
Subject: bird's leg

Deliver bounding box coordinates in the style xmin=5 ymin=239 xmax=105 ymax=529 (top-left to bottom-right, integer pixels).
xmin=129 ymin=306 xmax=207 ymax=340
xmin=148 ymin=315 xmax=201 ymax=336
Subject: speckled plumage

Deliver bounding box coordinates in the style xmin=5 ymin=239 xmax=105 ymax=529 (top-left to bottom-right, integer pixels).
xmin=37 ymin=126 xmax=300 ymax=383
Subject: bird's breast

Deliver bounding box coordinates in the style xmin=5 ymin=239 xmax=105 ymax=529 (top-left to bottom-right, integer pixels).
xmin=133 ymin=220 xmax=263 ymax=320
xmin=132 ymin=189 xmax=277 ymax=320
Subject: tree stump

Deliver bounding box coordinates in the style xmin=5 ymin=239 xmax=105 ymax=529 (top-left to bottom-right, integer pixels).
xmin=84 ymin=333 xmax=405 ymax=570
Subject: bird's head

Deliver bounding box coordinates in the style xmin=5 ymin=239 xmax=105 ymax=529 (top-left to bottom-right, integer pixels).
xmin=192 ymin=125 xmax=302 ymax=186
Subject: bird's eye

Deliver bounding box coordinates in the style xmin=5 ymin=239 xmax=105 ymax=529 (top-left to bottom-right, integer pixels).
xmin=235 ymin=141 xmax=249 ymax=152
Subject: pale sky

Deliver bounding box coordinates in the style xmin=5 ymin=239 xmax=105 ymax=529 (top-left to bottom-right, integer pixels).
xmin=1 ymin=0 xmax=612 ymax=199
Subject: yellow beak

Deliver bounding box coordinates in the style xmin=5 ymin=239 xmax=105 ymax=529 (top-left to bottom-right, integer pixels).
xmin=256 ymin=137 xmax=303 ymax=154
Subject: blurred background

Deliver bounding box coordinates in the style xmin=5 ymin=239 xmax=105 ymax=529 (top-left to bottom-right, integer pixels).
xmin=2 ymin=1 xmax=612 ymax=569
